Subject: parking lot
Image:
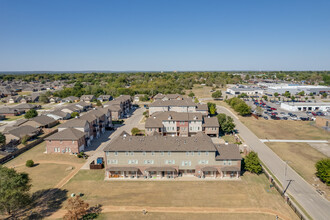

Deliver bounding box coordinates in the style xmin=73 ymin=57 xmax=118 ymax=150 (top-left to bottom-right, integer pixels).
xmin=245 ymin=99 xmax=326 ymax=121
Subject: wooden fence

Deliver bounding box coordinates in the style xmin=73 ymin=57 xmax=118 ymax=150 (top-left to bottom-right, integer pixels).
xmin=262 ymin=164 xmax=309 ymax=220
xmin=0 ymin=129 xmax=58 ymax=165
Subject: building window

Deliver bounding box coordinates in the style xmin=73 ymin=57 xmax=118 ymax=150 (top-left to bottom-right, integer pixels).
xmin=186 ymin=152 xmax=189 ymax=156
xmin=106 ymin=152 xmax=109 ymax=156
xmin=54 ymin=147 xmax=58 ymax=152
xmin=128 ymin=160 xmax=138 ymax=164
xmin=223 ymin=160 xmax=227 ymax=165
xmin=144 ymin=160 xmax=154 ymax=164
xmin=161 ymin=151 xmax=164 ymax=156
xmin=190 ymin=152 xmax=194 ymax=156
xmin=198 ymin=160 xmax=209 ymax=164
xmin=108 ymin=159 xmax=118 ymax=164
xmin=198 ymin=151 xmax=201 ymax=156
xmin=125 ymin=152 xmax=129 ymax=156
xmin=114 ymin=152 xmax=118 ymax=156
xmin=205 ymin=151 xmax=209 ymax=156
xmin=181 ymin=161 xmax=191 ymax=166
xmin=142 ymin=151 xmax=146 ymax=156
xmin=165 ymin=160 xmax=175 ymax=165
xmin=72 ymin=140 xmax=75 ymax=144
xmin=151 ymin=151 xmax=155 ymax=156
xmin=228 ymin=160 xmax=232 ymax=165
xmin=168 ymin=151 xmax=171 ymax=156
xmin=130 ymin=152 xmax=134 ymax=156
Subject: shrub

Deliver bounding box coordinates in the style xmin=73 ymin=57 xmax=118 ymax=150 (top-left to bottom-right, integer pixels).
xmin=131 ymin=127 xmax=141 ymax=136
xmin=211 ymin=90 xmax=222 ymax=99
xmin=21 ymin=135 xmax=30 ymax=145
xmin=26 ymin=160 xmax=34 ymax=167
xmin=24 ymin=109 xmax=38 ymax=119
xmin=226 ymin=97 xmax=251 ymax=116
xmin=315 ymin=159 xmax=330 ymax=185
xmin=71 ymin=112 xmax=80 ymax=118
xmin=244 ymin=151 xmax=262 ymax=174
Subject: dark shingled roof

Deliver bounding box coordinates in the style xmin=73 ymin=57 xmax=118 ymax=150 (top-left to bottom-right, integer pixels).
xmin=58 ymin=119 xmax=89 ymax=128
xmin=149 ymin=99 xmax=196 ymax=107
xmin=215 ymin=144 xmax=242 ymax=160
xmin=104 ymin=132 xmax=216 ymax=152
xmin=203 ymin=117 xmax=220 ymax=127
xmin=31 ymin=115 xmax=56 ymax=126
xmin=7 ymin=125 xmax=39 ymax=138
xmin=45 ymin=128 xmax=85 ymax=141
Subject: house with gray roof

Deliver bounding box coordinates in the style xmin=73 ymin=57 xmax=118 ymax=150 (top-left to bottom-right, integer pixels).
xmin=4 ymin=125 xmax=40 ymax=144
xmin=62 ymin=96 xmax=80 ymax=103
xmin=103 ymin=132 xmax=241 ymax=180
xmin=80 ymin=95 xmax=96 ymax=103
xmin=45 ymin=128 xmax=86 ymax=154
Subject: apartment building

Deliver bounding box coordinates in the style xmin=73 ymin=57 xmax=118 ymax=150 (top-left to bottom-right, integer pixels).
xmin=148 ymin=98 xmax=208 ymax=116
xmin=145 ymin=111 xmax=219 ymax=137
xmin=104 ymin=132 xmax=241 ymax=179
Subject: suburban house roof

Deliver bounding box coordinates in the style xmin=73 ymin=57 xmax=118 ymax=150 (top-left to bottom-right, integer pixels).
xmin=0 ymin=107 xmax=24 ymax=114
xmin=13 ymin=118 xmax=29 ymax=127
xmin=47 ymin=110 xmax=70 ymax=118
xmin=30 ymin=115 xmax=57 ymax=126
xmin=215 ymin=144 xmax=242 ymax=160
xmin=115 ymin=95 xmax=131 ymax=102
xmin=80 ymin=95 xmax=95 ymax=100
xmin=146 ymin=111 xmax=203 ymax=128
xmin=196 ymin=104 xmax=208 ymax=111
xmin=45 ymin=128 xmax=85 ymax=141
xmin=14 ymin=103 xmax=37 ymax=110
xmin=58 ymin=119 xmax=89 ymax=128
xmin=153 ymin=93 xmax=183 ymax=100
xmin=104 ymin=132 xmax=216 ymax=152
xmin=63 ymin=96 xmax=79 ymax=101
xmin=7 ymin=125 xmax=39 ymax=138
xmin=203 ymin=117 xmax=220 ymax=127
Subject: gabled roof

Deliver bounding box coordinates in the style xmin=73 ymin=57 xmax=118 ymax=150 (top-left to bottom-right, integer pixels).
xmin=215 ymin=144 xmax=242 ymax=160
xmin=145 ymin=111 xmax=203 ymax=128
xmin=7 ymin=125 xmax=39 ymax=138
xmin=104 ymin=132 xmax=216 ymax=152
xmin=203 ymin=117 xmax=220 ymax=127
xmin=58 ymin=119 xmax=89 ymax=128
xmin=45 ymin=128 xmax=85 ymax=141
xmin=31 ymin=115 xmax=57 ymax=126
xmin=15 ymin=103 xmax=37 ymax=109
xmin=149 ymin=99 xmax=196 ymax=107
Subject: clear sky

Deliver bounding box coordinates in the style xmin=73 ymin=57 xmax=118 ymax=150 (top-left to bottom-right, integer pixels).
xmin=1 ymin=0 xmax=330 ymax=71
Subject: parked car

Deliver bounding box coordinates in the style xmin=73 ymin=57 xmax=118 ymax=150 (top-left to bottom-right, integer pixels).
xmin=311 ymin=112 xmax=317 ymax=116
xmin=281 ymin=117 xmax=288 ymax=120
xmin=280 ymin=112 xmax=285 ymax=115
xmin=300 ymin=117 xmax=309 ymax=121
xmin=270 ymin=107 xmax=277 ymax=110
xmin=263 ymin=116 xmax=269 ymax=120
xmin=271 ymin=115 xmax=280 ymax=120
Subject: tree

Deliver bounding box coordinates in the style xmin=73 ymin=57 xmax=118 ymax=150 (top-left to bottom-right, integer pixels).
xmin=237 ymin=93 xmax=248 ymax=98
xmin=24 ymin=109 xmax=38 ymax=119
xmin=96 ymin=100 xmax=102 ymax=106
xmin=39 ymin=93 xmax=49 ymax=103
xmin=283 ymin=91 xmax=291 ymax=98
xmin=25 ymin=160 xmax=34 ymax=167
xmin=212 ymin=90 xmax=222 ymax=99
xmin=322 ymin=93 xmax=327 ymax=99
xmin=216 ymin=113 xmax=235 ymax=134
xmin=244 ymin=151 xmax=262 ymax=174
xmin=234 ymin=102 xmax=251 ymax=116
xmin=262 ymin=95 xmax=268 ymax=101
xmin=315 ymin=159 xmax=330 ymax=186
xmin=0 ymin=132 xmax=6 ymax=146
xmin=131 ymin=127 xmax=141 ymax=136
xmin=0 ymin=166 xmax=31 ymax=215
xmin=188 ymin=92 xmax=195 ymax=98
xmin=274 ymin=92 xmax=279 ymax=97
xmin=71 ymin=112 xmax=79 ymax=118
xmin=63 ymin=195 xmax=89 ymax=220
xmin=194 ymin=97 xmax=199 ymax=103
xmin=290 ymin=95 xmax=295 ymax=101
xmin=209 ymin=104 xmax=216 ymax=115
xmin=21 ymin=135 xmax=30 ymax=145
xmin=139 ymin=94 xmax=150 ymax=102
xmin=298 ymin=91 xmax=305 ymax=96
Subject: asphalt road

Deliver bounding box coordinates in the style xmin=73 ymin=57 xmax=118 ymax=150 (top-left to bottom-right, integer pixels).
xmin=216 ymin=105 xmax=330 ymax=220
xmin=81 ymin=107 xmax=145 ymax=170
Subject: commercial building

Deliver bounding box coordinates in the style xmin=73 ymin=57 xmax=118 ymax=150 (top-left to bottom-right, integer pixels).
xmin=104 ymin=132 xmax=241 ymax=180
xmin=280 ymin=102 xmax=330 ymax=112
xmin=266 ymin=85 xmax=329 ymax=95
xmin=226 ymin=86 xmax=264 ymax=96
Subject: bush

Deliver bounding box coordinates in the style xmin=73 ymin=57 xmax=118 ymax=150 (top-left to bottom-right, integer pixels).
xmin=315 ymin=159 xmax=330 ymax=185
xmin=71 ymin=112 xmax=80 ymax=118
xmin=26 ymin=160 xmax=34 ymax=167
xmin=77 ymin=152 xmax=88 ymax=159
xmin=244 ymin=151 xmax=262 ymax=174
xmin=211 ymin=90 xmax=222 ymax=99
xmin=21 ymin=135 xmax=30 ymax=145
xmin=24 ymin=109 xmax=38 ymax=119
xmin=131 ymin=127 xmax=141 ymax=136
xmin=207 ymin=102 xmax=217 ymax=115
xmin=226 ymin=97 xmax=251 ymax=116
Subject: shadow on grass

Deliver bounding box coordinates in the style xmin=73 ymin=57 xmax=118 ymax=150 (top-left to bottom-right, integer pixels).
xmin=13 ymin=188 xmax=68 ymax=220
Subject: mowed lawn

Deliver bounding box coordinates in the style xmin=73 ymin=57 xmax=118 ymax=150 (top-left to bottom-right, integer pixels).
xmin=63 ymin=170 xmax=297 ymax=220
xmin=187 ymin=85 xmax=213 ymax=98
xmin=266 ymin=142 xmax=330 ymax=200
xmin=14 ymin=163 xmax=74 ymax=193
xmin=97 ymin=212 xmax=278 ymax=220
xmin=5 ymin=142 xmax=85 ymax=168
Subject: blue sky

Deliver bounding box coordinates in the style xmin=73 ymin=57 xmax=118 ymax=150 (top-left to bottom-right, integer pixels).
xmin=0 ymin=0 xmax=330 ymax=71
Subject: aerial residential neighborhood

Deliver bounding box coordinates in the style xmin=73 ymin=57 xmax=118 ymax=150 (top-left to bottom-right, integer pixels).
xmin=1 ymin=1 xmax=330 ymax=220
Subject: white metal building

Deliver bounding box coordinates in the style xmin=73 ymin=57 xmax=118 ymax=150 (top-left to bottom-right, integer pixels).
xmin=280 ymin=102 xmax=330 ymax=112
xmin=267 ymin=85 xmax=329 ymax=95
xmin=226 ymin=86 xmax=264 ymax=96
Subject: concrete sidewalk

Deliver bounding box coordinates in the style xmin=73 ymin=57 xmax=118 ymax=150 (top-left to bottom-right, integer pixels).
xmin=260 ymin=139 xmax=329 ymax=143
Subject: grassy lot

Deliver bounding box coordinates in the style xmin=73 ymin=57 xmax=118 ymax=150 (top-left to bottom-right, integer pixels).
xmin=266 ymin=142 xmax=330 ymax=200
xmin=63 ymin=170 xmax=297 ymax=219
xmin=17 ymin=91 xmax=32 ymax=96
xmin=14 ymin=163 xmax=74 ymax=193
xmin=4 ymin=114 xmax=25 ymax=121
xmin=221 ymin=135 xmax=236 ymax=144
xmin=187 ymin=85 xmax=213 ymax=98
xmin=97 ymin=212 xmax=278 ymax=220
xmin=4 ymin=142 xmax=86 ymax=168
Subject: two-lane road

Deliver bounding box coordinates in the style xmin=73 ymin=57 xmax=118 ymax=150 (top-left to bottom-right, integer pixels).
xmin=216 ymin=105 xmax=330 ymax=220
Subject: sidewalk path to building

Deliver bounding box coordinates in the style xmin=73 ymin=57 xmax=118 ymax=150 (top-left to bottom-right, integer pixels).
xmin=260 ymin=139 xmax=329 ymax=143
xmin=80 ymin=107 xmax=145 ymax=170
xmin=215 ymin=105 xmax=330 ymax=220
xmin=47 ymin=205 xmax=291 ymax=220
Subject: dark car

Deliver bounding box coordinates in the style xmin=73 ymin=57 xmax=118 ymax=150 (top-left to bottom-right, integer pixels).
xmin=263 ymin=116 xmax=268 ymax=120
xmin=282 ymin=117 xmax=288 ymax=120
xmin=300 ymin=117 xmax=310 ymax=121
xmin=271 ymin=115 xmax=280 ymax=120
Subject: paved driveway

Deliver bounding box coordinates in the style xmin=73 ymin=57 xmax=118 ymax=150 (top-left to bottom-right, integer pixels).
xmin=216 ymin=105 xmax=330 ymax=220
xmin=81 ymin=107 xmax=145 ymax=170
